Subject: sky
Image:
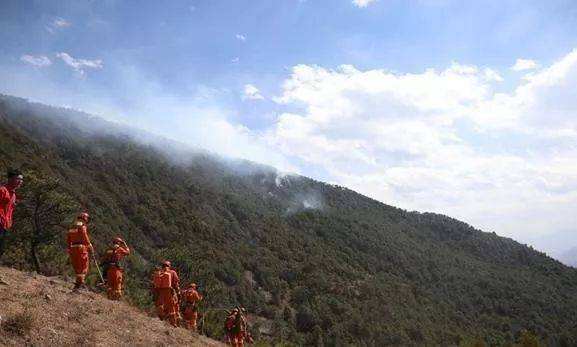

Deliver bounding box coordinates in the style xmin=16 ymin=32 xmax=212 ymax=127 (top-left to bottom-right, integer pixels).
xmin=2 ymin=0 xmax=577 ymax=260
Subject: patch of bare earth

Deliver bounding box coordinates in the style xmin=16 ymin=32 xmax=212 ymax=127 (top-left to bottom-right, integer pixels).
xmin=0 ymin=266 xmax=224 ymax=346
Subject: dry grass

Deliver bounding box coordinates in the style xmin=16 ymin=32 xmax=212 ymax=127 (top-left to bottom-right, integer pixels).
xmin=2 ymin=311 xmax=33 ymax=336
xmin=0 ymin=266 xmax=224 ymax=346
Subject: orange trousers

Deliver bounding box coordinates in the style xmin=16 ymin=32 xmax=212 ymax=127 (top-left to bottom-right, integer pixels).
xmin=69 ymin=247 xmax=89 ymax=285
xmin=232 ymin=332 xmax=246 ymax=347
xmin=156 ymin=288 xmax=178 ymax=326
xmin=107 ymin=266 xmax=124 ymax=300
xmin=183 ymin=306 xmax=199 ymax=330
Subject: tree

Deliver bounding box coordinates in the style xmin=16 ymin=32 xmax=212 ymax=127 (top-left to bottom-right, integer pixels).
xmin=14 ymin=171 xmax=77 ymax=273
xmin=517 ymin=330 xmax=541 ymax=347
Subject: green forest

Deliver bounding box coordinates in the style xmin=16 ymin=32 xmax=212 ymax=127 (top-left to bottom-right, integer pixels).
xmin=1 ymin=94 xmax=576 ymax=346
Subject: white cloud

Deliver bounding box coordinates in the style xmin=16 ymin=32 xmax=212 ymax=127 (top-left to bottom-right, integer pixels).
xmin=53 ymin=18 xmax=71 ymax=28
xmin=236 ymin=34 xmax=247 ymax=42
xmin=352 ymin=0 xmax=376 ymax=8
xmin=56 ymin=52 xmax=103 ymax=75
xmin=483 ymin=68 xmax=503 ymax=82
xmin=267 ymin=50 xmax=577 ymax=247
xmin=20 ymin=55 xmax=52 ymax=67
xmin=231 ymin=57 xmax=240 ymax=63
xmin=46 ymin=17 xmax=71 ymax=33
xmin=511 ymin=58 xmax=539 ymax=71
xmin=242 ymin=84 xmax=264 ymax=100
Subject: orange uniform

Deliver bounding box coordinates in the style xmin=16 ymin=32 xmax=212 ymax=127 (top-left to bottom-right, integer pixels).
xmin=0 ymin=185 xmax=17 ymax=230
xmin=153 ymin=264 xmax=180 ymax=327
xmin=103 ymin=242 xmax=130 ymax=300
xmin=225 ymin=312 xmax=237 ymax=345
xmin=66 ymin=218 xmax=93 ymax=288
xmin=182 ymin=285 xmax=203 ymax=330
xmin=225 ymin=310 xmax=248 ymax=347
xmin=0 ymin=185 xmax=17 ymax=258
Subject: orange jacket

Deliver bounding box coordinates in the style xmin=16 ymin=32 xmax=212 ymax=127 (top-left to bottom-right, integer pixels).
xmin=104 ymin=245 xmax=130 ymax=264
xmin=169 ymin=269 xmax=180 ymax=291
xmin=0 ymin=185 xmax=17 ymax=230
xmin=67 ymin=221 xmax=93 ymax=253
xmin=182 ymin=288 xmax=203 ymax=305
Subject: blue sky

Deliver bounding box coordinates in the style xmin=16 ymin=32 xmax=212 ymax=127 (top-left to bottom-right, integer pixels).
xmin=3 ymin=0 xmax=577 ymax=261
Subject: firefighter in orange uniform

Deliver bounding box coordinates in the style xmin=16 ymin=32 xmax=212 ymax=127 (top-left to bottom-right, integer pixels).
xmin=225 ymin=307 xmax=250 ymax=346
xmin=224 ymin=308 xmax=239 ymax=345
xmin=233 ymin=307 xmax=249 ymax=347
xmin=67 ymin=212 xmax=93 ymax=290
xmin=152 ymin=261 xmax=180 ymax=326
xmin=102 ymin=237 xmax=130 ymax=300
xmin=182 ymin=282 xmax=203 ymax=331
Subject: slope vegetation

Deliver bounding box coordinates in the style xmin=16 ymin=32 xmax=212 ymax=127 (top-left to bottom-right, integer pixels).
xmin=1 ymin=94 xmax=576 ymax=346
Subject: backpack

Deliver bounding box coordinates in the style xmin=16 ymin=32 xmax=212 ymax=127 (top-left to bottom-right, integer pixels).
xmin=231 ymin=314 xmax=246 ymax=334
xmin=153 ymin=270 xmax=172 ymax=289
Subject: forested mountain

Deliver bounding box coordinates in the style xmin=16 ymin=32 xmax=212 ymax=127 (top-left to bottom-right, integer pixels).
xmin=1 ymin=94 xmax=576 ymax=346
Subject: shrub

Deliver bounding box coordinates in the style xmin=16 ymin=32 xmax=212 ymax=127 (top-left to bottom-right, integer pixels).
xmin=2 ymin=312 xmax=33 ymax=336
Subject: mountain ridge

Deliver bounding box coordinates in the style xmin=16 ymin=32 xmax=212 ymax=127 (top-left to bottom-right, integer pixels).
xmin=1 ymin=94 xmax=576 ymax=346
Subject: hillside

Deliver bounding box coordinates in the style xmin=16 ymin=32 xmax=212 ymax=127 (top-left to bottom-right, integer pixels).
xmin=0 ymin=266 xmax=222 ymax=346
xmin=1 ymin=94 xmax=577 ymax=346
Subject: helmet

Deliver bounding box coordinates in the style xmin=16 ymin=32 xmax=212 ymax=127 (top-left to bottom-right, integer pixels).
xmin=161 ymin=260 xmax=171 ymax=267
xmin=78 ymin=212 xmax=89 ymax=222
xmin=113 ymin=237 xmax=123 ymax=244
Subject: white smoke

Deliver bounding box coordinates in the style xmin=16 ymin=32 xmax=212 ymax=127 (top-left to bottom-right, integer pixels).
xmin=285 ymin=190 xmax=325 ymax=215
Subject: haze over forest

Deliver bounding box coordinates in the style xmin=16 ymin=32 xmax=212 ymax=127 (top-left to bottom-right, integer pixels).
xmin=2 ymin=1 xmax=577 ymax=263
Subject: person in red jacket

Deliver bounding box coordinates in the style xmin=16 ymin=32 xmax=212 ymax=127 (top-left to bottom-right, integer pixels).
xmin=0 ymin=168 xmax=24 ymax=259
xmin=152 ymin=261 xmax=180 ymax=326
xmin=102 ymin=237 xmax=130 ymax=300
xmin=67 ymin=212 xmax=93 ymax=290
xmin=181 ymin=282 xmax=203 ymax=331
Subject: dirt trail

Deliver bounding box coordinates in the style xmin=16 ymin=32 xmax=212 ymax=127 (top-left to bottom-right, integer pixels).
xmin=0 ymin=266 xmax=224 ymax=346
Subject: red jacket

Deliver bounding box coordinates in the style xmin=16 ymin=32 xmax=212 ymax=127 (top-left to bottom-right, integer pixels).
xmin=0 ymin=185 xmax=17 ymax=230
